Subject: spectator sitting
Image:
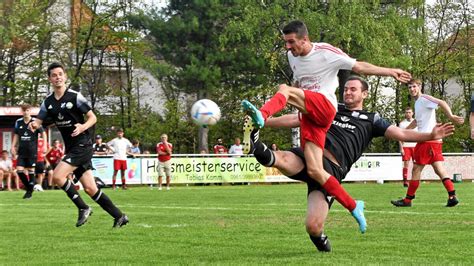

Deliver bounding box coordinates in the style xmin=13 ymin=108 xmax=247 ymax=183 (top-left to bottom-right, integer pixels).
xmin=0 ymin=150 xmax=14 ymax=191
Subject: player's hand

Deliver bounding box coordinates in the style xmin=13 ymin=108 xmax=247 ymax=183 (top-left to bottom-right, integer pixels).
xmin=71 ymin=123 xmax=86 ymax=137
xmin=431 ymin=122 xmax=455 ymax=139
xmin=28 ymin=121 xmax=38 ymax=131
xmin=400 ymin=149 xmax=405 ymax=156
xmin=391 ymin=69 xmax=411 ymax=83
xmin=10 ymin=147 xmax=16 ymax=157
xmin=449 ymin=115 xmax=464 ymax=125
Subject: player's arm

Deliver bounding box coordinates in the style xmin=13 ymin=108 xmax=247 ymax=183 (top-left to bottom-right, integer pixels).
xmin=352 ymin=61 xmax=411 ymax=83
xmin=72 ymin=110 xmax=96 ymax=137
xmin=398 ymin=140 xmax=404 ymax=154
xmin=436 ymin=98 xmax=464 ymax=125
xmin=406 ymin=119 xmax=417 ymax=129
xmin=265 ymin=114 xmax=300 ymax=128
xmin=11 ymin=134 xmax=18 ymax=157
xmin=385 ymin=123 xmax=454 ymax=142
xmin=164 ymin=144 xmax=172 ymax=155
xmin=41 ymin=130 xmax=48 ymax=154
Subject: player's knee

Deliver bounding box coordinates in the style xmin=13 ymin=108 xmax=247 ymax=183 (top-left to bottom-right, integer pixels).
xmin=306 ymin=168 xmax=326 ymax=182
xmin=306 ymin=220 xmax=324 ymax=236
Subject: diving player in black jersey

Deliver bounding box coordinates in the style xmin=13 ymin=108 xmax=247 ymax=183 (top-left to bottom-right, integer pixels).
xmin=11 ymin=104 xmax=47 ymax=199
xmin=244 ymin=76 xmax=454 ymax=252
xmin=29 ymin=62 xmax=128 ymax=228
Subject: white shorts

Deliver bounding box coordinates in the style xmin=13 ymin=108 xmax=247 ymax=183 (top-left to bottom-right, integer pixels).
xmin=158 ymin=160 xmax=171 ymax=177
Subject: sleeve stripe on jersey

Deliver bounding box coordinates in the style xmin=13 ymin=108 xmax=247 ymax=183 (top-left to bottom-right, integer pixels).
xmin=420 ymin=94 xmax=439 ymax=104
xmin=314 ymin=44 xmax=348 ymax=56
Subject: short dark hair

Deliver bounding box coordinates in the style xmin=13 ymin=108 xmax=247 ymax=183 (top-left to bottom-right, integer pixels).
xmin=405 ymin=106 xmax=413 ymax=111
xmin=346 ymin=76 xmax=369 ymax=92
xmin=282 ymin=20 xmax=309 ymax=38
xmin=2 ymin=150 xmax=8 ymax=154
xmin=47 ymin=62 xmax=65 ymax=77
xmin=132 ymin=139 xmax=139 ymax=145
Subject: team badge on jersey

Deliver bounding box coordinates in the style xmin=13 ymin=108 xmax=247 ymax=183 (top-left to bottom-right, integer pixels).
xmin=48 ymin=105 xmax=53 ymax=109
xmin=66 ymin=102 xmax=73 ymax=109
xmin=341 ymin=116 xmax=350 ymax=122
xmin=359 ymin=114 xmax=368 ymax=120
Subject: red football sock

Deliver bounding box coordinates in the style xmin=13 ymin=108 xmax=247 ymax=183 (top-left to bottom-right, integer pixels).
xmin=404 ymin=180 xmax=420 ymax=202
xmin=322 ymin=176 xmax=357 ymax=211
xmin=259 ymin=93 xmax=287 ymax=120
xmin=442 ymin=178 xmax=455 ymax=195
xmin=402 ymin=167 xmax=408 ymax=180
xmin=122 ymin=178 xmax=126 ymax=186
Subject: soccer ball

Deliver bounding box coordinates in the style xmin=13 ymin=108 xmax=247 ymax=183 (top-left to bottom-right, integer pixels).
xmin=190 ymin=99 xmax=221 ymax=126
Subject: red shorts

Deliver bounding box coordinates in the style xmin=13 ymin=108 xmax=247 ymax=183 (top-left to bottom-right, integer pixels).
xmin=402 ymin=147 xmax=415 ymax=161
xmin=113 ymin=160 xmax=127 ymax=171
xmin=300 ymin=91 xmax=336 ymax=149
xmin=413 ymin=142 xmax=444 ymax=165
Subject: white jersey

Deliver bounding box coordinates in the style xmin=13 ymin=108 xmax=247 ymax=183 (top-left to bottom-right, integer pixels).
xmin=107 ymin=137 xmax=133 ymax=160
xmin=399 ymin=119 xmax=417 ymax=147
xmin=0 ymin=158 xmax=13 ymax=171
xmin=287 ymin=42 xmax=356 ymax=109
xmin=228 ymin=144 xmax=243 ymax=155
xmin=414 ymin=95 xmax=440 ymax=141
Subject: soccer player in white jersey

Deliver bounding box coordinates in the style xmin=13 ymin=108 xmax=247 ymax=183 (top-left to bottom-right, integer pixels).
xmin=242 ymin=20 xmax=411 ymax=233
xmin=391 ymin=79 xmax=464 ymax=207
xmin=398 ymin=106 xmax=417 ymax=187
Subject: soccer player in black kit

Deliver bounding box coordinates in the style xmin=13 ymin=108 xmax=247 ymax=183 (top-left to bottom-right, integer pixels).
xmin=29 ymin=62 xmax=128 ymax=228
xmin=243 ymin=76 xmax=454 ymax=252
xmin=11 ymin=104 xmax=47 ymax=199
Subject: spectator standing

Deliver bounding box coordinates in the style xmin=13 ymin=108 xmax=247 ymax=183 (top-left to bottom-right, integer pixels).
xmin=107 ymin=128 xmax=133 ymax=190
xmin=398 ymin=106 xmax=417 ymax=187
xmin=45 ymin=139 xmax=64 ymax=189
xmin=34 ymin=136 xmax=48 ymax=192
xmin=93 ymin=135 xmax=110 ymax=155
xmin=156 ymin=134 xmax=173 ymax=190
xmin=270 ymin=143 xmax=279 ymax=151
xmin=228 ymin=137 xmax=243 ymax=155
xmin=0 ymin=150 xmax=14 ymax=191
xmin=213 ymin=137 xmax=227 ymax=154
xmin=131 ymin=139 xmax=141 ymax=155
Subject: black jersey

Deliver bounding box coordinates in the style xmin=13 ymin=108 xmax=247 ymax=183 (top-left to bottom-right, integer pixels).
xmin=38 ymin=89 xmax=92 ymax=152
xmin=93 ymin=143 xmax=108 ymax=153
xmin=325 ymin=104 xmax=391 ymax=173
xmin=14 ymin=118 xmax=44 ymax=158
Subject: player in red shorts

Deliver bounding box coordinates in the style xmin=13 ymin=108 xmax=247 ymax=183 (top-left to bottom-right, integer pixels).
xmin=391 ymin=79 xmax=464 ymax=207
xmin=243 ymin=20 xmax=411 ymax=233
xmin=398 ymin=106 xmax=417 ymax=187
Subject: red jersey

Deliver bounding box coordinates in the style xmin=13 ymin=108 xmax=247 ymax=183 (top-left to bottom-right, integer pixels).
xmin=37 ymin=139 xmax=47 ymax=162
xmin=156 ymin=142 xmax=173 ymax=162
xmin=213 ymin=144 xmax=227 ymax=154
xmin=46 ymin=148 xmax=64 ymax=165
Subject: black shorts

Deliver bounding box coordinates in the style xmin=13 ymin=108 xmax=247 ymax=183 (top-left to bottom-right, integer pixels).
xmin=17 ymin=157 xmax=37 ymax=168
xmin=46 ymin=163 xmax=59 ymax=171
xmin=35 ymin=162 xmax=46 ymax=174
xmin=287 ymin=148 xmax=347 ymax=208
xmin=62 ymin=144 xmax=93 ymax=174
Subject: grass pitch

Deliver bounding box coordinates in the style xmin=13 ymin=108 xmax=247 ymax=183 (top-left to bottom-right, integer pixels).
xmin=0 ymin=182 xmax=473 ymax=265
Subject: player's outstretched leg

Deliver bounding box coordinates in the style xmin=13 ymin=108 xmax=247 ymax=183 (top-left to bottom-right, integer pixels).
xmin=242 ymin=100 xmax=265 ymax=128
xmin=242 ymin=115 xmax=262 ymax=154
xmin=91 ymin=189 xmax=129 ymax=228
xmin=350 ymin=200 xmax=367 ymax=233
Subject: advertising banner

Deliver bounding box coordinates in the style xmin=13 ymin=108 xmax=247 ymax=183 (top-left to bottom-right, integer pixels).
xmin=92 ymin=157 xmax=142 ymax=184
xmin=345 ymin=156 xmax=402 ymax=181
xmin=141 ymin=157 xmax=265 ymax=184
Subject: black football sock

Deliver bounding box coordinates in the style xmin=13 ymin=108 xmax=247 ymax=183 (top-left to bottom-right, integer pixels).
xmin=28 ymin=171 xmax=36 ymax=188
xmin=61 ymin=179 xmax=89 ymax=209
xmin=92 ymin=189 xmax=123 ymax=219
xmin=309 ymin=233 xmax=331 ymax=252
xmin=17 ymin=171 xmax=32 ymax=191
xmin=253 ymin=141 xmax=275 ymax=167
